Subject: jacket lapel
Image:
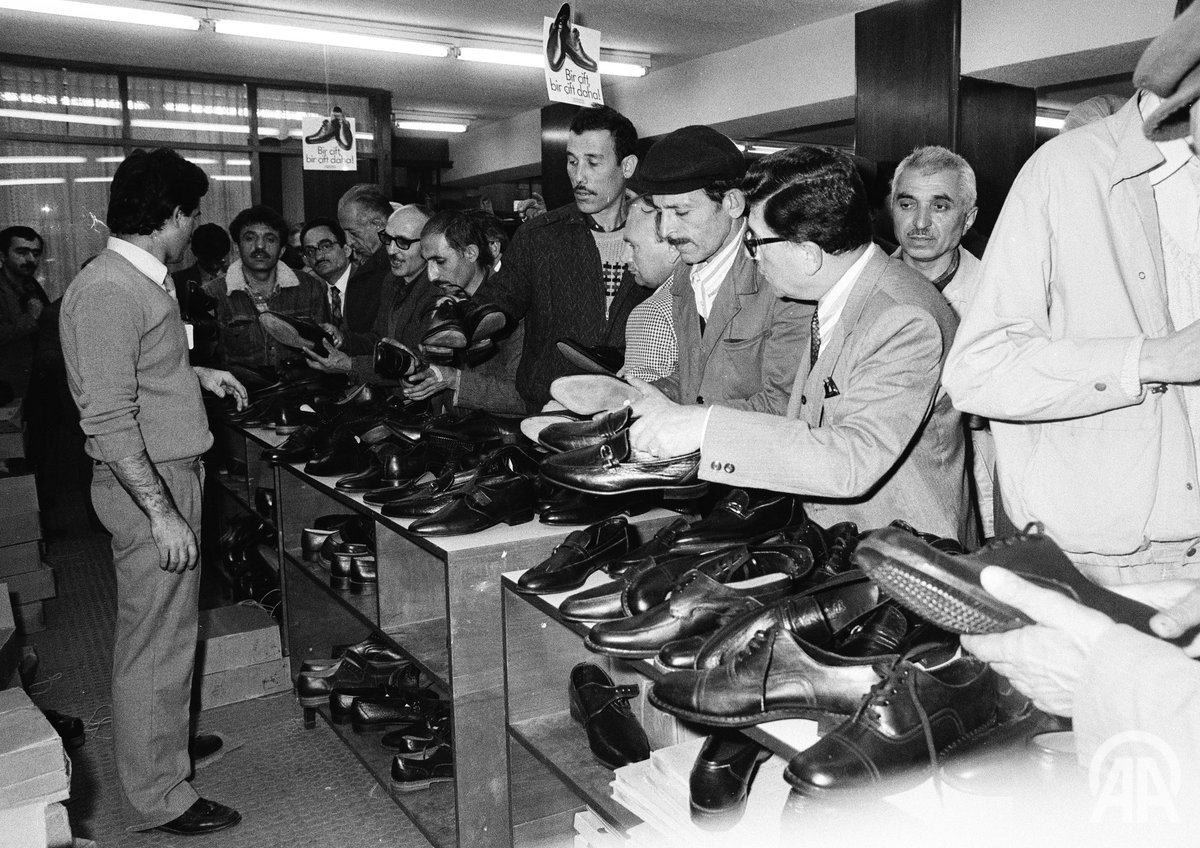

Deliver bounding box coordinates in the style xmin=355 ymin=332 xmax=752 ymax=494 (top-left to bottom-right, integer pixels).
xmin=698 ymin=245 xmax=756 ymax=369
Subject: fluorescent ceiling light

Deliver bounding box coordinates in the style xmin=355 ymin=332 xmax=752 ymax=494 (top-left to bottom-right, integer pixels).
xmin=212 ymin=175 xmax=252 ymax=181
xmin=94 ymin=156 xmax=126 ymax=163
xmin=1036 ymin=115 xmax=1065 ymax=130
xmin=456 ymin=46 xmax=646 ymax=77
xmin=747 ymin=145 xmax=784 ymax=155
xmin=0 ymin=177 xmax=67 ymax=186
xmin=226 ymin=159 xmax=252 ymax=166
xmin=0 ymin=155 xmax=88 ymax=164
xmin=0 ymin=108 xmax=121 ymax=127
xmin=74 ymin=176 xmax=113 ymax=183
xmin=0 ymin=0 xmax=199 ymax=29
xmin=131 ymin=118 xmax=250 ymax=134
xmin=214 ymin=20 xmax=448 ymax=57
xmin=394 ymin=120 xmax=468 ymax=133
xmin=284 ymin=128 xmax=375 ymax=141
xmin=185 ymin=157 xmax=217 ymax=164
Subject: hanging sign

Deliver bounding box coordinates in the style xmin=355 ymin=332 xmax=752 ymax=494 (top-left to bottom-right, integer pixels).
xmin=302 ymin=105 xmax=358 ymax=171
xmin=544 ymin=3 xmax=604 ymax=107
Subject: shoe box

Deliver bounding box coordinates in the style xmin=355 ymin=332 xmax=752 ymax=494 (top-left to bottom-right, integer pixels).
xmin=0 ymin=464 xmax=50 ymax=636
xmin=0 ymin=401 xmax=23 ymax=461
xmin=194 ymin=604 xmax=290 ymax=710
xmin=0 ymin=688 xmax=72 ymax=848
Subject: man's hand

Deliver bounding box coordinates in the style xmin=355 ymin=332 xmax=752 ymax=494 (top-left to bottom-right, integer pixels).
xmin=193 ymin=366 xmax=248 ymax=410
xmin=515 ymin=193 xmax=547 ymax=222
xmin=1115 ymin=579 xmax=1200 ymax=657
xmin=961 ymin=567 xmax=1115 ymax=717
xmin=149 ymin=510 xmax=199 ymax=573
xmin=1141 ymin=321 xmax=1200 ymax=385
xmin=320 ymin=322 xmax=345 ymax=350
xmin=404 ymin=365 xmax=459 ymax=400
xmin=628 ymin=377 xmax=707 ymax=457
xmin=304 ymin=346 xmax=352 ymax=374
xmin=27 ymin=298 xmax=44 ymax=321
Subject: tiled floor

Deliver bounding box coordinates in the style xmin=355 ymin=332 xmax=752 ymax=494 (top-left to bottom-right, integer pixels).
xmin=24 ymin=534 xmax=434 ymax=848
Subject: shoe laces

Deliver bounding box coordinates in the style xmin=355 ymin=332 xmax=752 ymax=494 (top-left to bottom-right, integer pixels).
xmin=974 ymin=522 xmax=1045 ymax=554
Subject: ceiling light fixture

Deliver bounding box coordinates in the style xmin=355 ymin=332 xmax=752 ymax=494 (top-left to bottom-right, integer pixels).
xmin=0 ymin=108 xmax=121 ymax=127
xmin=394 ymin=120 xmax=468 ymax=133
xmin=74 ymin=176 xmax=114 ymax=183
xmin=1036 ymin=115 xmax=1065 ymax=130
xmin=456 ymin=46 xmax=647 ymax=77
xmin=0 ymin=155 xmax=88 ymax=165
xmin=0 ymin=177 xmax=67 ymax=186
xmin=212 ymin=174 xmax=252 ymax=181
xmin=213 ymin=19 xmax=448 ymax=57
xmin=747 ymin=144 xmax=785 ymax=155
xmin=0 ymin=0 xmax=199 ymax=29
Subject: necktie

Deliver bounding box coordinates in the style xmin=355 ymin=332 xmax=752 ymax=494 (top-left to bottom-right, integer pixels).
xmin=329 ymin=285 xmax=343 ymax=327
xmin=810 ymin=310 xmax=820 ymax=365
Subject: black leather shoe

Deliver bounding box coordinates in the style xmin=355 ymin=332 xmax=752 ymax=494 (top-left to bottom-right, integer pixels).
xmin=304 ymin=117 xmax=337 ymax=144
xmin=517 ymin=516 xmax=633 ymax=594
xmin=349 ymin=554 xmax=377 ymax=595
xmin=459 ymin=298 xmax=508 ymax=349
xmin=188 ymin=733 xmax=222 ymax=763
xmin=156 ymin=798 xmax=241 ymax=836
xmin=262 ymin=424 xmax=330 ymax=463
xmin=335 ymin=442 xmax=409 ymax=492
xmin=854 ymin=523 xmax=1200 ymax=646
xmin=537 ymin=489 xmax=657 ymax=525
xmin=556 ymin=339 xmax=624 ymax=377
xmin=538 ymin=407 xmax=632 ymax=453
xmin=330 ymin=542 xmax=371 ymax=590
xmin=584 ymin=547 xmax=814 ymax=658
xmin=563 ymin=23 xmax=598 ymax=71
xmin=783 ymin=520 xmax=862 ymax=582
xmin=422 ymin=299 xmax=469 ymax=349
xmin=690 ymin=731 xmax=770 ymax=830
xmin=603 ymin=516 xmax=692 ymax=573
xmin=545 ymin=2 xmax=569 ymax=72
xmin=541 ymin=430 xmax=706 ymax=497
xmin=391 ymin=744 xmax=455 ymax=791
xmin=259 ymin=311 xmax=334 ymax=355
xmin=568 ymin=662 xmax=650 ymax=769
xmin=351 ymin=688 xmax=442 ymax=733
xmin=304 ymin=435 xmax=365 ymax=477
xmin=43 ymin=709 xmax=85 ymax=750
xmin=423 ymin=410 xmax=522 ymax=447
xmin=374 ymin=338 xmax=420 ymax=379
xmin=409 ymin=474 xmax=536 ymax=536
xmin=672 ymin=490 xmax=802 ymax=554
xmin=784 ymin=646 xmax=1000 ymax=796
xmin=382 ymin=710 xmax=452 ymax=753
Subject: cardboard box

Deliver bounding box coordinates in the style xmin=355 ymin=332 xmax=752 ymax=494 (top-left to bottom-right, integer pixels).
xmin=0 ymin=589 xmax=17 ymax=687
xmin=196 ymin=605 xmax=282 ymax=675
xmin=0 ymin=512 xmax=40 ymax=547
xmin=0 ymin=471 xmax=36 ymax=518
xmin=0 ymin=689 xmax=70 ymax=811
xmin=14 ymin=601 xmax=44 ymax=635
xmin=0 ymin=542 xmax=41 ymax=579
xmin=194 ymin=656 xmax=290 ymax=710
xmin=5 ymin=565 xmax=54 ymax=606
xmin=44 ymin=801 xmax=72 ymax=848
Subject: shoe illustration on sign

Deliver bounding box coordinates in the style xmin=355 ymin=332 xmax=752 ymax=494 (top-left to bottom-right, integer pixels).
xmin=302 ymin=105 xmax=357 ymax=171
xmin=544 ymin=4 xmax=604 ymax=107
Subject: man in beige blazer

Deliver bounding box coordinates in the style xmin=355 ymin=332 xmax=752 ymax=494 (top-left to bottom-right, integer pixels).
xmin=630 ymin=146 xmax=972 ymax=543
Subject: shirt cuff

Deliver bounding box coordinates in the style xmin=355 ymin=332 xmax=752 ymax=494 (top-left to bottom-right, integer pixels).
xmin=1122 ymin=334 xmax=1146 ymax=398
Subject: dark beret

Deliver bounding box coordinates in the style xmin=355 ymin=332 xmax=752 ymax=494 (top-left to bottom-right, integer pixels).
xmin=1134 ymin=3 xmax=1200 ymax=141
xmin=631 ymin=125 xmax=745 ymax=196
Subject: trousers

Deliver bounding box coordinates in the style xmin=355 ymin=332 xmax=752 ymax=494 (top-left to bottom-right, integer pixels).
xmin=92 ymin=456 xmax=204 ymax=829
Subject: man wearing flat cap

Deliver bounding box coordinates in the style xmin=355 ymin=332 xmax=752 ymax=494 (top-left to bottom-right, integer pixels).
xmin=633 ymin=124 xmax=808 ymax=413
xmin=944 ymin=0 xmax=1200 ymax=584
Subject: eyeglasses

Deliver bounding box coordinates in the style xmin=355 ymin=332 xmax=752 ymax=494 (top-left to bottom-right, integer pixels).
xmin=378 ymin=230 xmax=419 ymax=250
xmin=301 ymin=239 xmax=340 ymax=259
xmin=743 ymin=230 xmax=789 ymax=259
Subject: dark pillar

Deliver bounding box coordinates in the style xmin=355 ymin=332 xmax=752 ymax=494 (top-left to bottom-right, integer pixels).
xmin=957 ymin=77 xmax=1036 ymax=235
xmin=541 ymin=102 xmax=579 ymax=212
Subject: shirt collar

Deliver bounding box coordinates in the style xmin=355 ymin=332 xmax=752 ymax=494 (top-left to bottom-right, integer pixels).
xmin=690 ymin=221 xmax=747 ymax=283
xmin=107 ymin=237 xmax=170 ymax=291
xmin=1140 ymin=92 xmax=1197 ymax=186
xmin=332 ymin=263 xmax=352 ymax=292
xmin=817 ymin=244 xmax=877 ymax=343
xmin=223 ymin=259 xmax=301 ymax=294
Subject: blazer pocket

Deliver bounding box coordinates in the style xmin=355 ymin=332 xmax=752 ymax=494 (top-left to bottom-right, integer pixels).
xmin=712 ymin=331 xmax=769 ymax=399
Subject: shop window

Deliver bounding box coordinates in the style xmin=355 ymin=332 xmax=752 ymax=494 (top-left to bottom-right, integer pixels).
xmin=0 ymin=64 xmax=122 ymax=140
xmin=128 ymin=77 xmax=250 ymax=147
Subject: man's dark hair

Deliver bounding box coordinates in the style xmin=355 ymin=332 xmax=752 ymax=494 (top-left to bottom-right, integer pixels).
xmin=190 ymin=223 xmax=230 ymax=262
xmin=701 ymin=178 xmax=743 ymax=206
xmin=0 ymin=225 xmax=43 ymax=253
xmin=229 ymin=205 xmax=288 ymax=242
xmin=469 ymin=210 xmax=508 ymax=256
xmin=569 ymin=105 xmax=638 ymax=161
xmin=338 ymin=184 xmax=392 ymax=224
xmin=741 ymin=146 xmax=872 ymax=255
xmin=300 ymin=216 xmax=346 ymax=246
xmin=1178 ymin=0 xmax=1194 ymax=18
xmin=106 ymin=147 xmax=208 ymax=236
xmin=422 ymin=210 xmax=492 ymax=270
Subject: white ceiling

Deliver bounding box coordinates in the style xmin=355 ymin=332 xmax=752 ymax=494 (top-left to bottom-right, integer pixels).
xmin=3 ymin=0 xmax=891 ymax=125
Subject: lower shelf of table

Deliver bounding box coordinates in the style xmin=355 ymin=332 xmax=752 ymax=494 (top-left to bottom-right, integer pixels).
xmin=306 ymin=702 xmax=458 ymax=848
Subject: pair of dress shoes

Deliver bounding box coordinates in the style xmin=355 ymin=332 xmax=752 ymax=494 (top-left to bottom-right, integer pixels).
xmin=544 ymin=2 xmax=598 ymax=72
xmin=422 ymin=409 xmax=524 ymax=448
xmin=421 ymin=295 xmax=508 ymax=354
xmin=329 ymin=542 xmax=376 ymax=593
xmin=374 ymin=339 xmax=423 ymax=380
xmin=517 ymin=516 xmax=635 ymax=594
xmin=303 ymin=107 xmax=354 ymax=150
xmin=568 ymin=662 xmax=650 ymax=769
xmin=295 ymin=636 xmax=414 ymax=708
xmin=382 ymin=444 xmax=543 ymax=519
xmin=537 ymin=406 xmax=632 ymax=453
xmin=408 ymin=472 xmax=538 ymax=536
xmin=259 ymin=310 xmax=335 ymax=356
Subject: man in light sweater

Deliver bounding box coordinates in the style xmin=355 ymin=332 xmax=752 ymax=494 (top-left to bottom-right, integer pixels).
xmin=60 ymin=147 xmax=246 ymax=836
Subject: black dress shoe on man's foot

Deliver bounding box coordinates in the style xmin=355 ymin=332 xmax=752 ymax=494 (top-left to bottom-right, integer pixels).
xmin=690 ymin=731 xmax=771 ymax=831
xmin=568 ymin=662 xmax=650 ymax=769
xmin=156 ymin=798 xmax=241 ymax=836
xmin=853 ymin=523 xmax=1200 ymax=646
xmin=189 ymin=733 xmax=223 ymax=763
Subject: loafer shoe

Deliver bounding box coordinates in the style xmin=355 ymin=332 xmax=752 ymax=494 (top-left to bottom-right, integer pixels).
xmin=556 ymin=339 xmax=624 ymax=376
xmin=520 ymin=412 xmax=588 ymax=445
xmin=568 ymin=662 xmax=650 ymax=769
xmin=517 ymin=516 xmax=633 ymax=594
xmin=690 ymin=731 xmax=771 ymax=830
xmin=259 ymin=310 xmax=334 ymax=355
xmin=538 ymin=489 xmax=657 ymax=525
xmin=584 ymin=547 xmax=814 ymax=658
xmin=391 ymin=745 xmax=455 ymax=791
xmin=304 ymin=435 xmax=365 ymax=477
xmin=550 ymin=374 xmax=640 ymax=415
xmin=538 ymin=407 xmax=632 ymax=453
xmin=671 ymin=489 xmax=802 ymax=554
xmin=604 ymin=516 xmax=692 ymax=573
xmin=262 ymin=423 xmax=329 ymax=463
xmin=853 ymin=523 xmax=1200 ymax=646
xmin=409 ymin=474 xmax=536 ymax=536
xmin=349 ymin=555 xmax=378 ymax=595
xmin=541 ymin=430 xmax=706 ymax=498
xmin=330 ymin=542 xmax=371 ymax=590
xmin=351 ymin=688 xmax=442 ymax=733
xmin=784 ymin=646 xmax=1000 ymax=796
xmin=156 ymin=798 xmax=241 ymax=836
xmin=423 ymin=409 xmax=522 ymax=447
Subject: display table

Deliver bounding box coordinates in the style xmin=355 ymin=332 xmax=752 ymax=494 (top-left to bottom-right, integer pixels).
xmin=209 ymin=417 xmax=685 ymax=848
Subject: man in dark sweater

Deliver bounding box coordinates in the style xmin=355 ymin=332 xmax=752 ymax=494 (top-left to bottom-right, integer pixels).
xmin=59 ymin=147 xmax=246 ymax=836
xmin=471 ymin=106 xmax=651 ymax=410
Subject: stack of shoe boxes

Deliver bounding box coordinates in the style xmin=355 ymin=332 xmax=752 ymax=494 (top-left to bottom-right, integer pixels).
xmin=0 ymin=465 xmax=53 ymax=634
xmin=0 ymin=688 xmax=72 ymax=848
xmin=194 ymin=604 xmax=290 ymax=709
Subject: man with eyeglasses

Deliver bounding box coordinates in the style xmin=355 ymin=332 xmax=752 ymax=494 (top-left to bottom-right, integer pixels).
xmin=630 ymin=146 xmax=972 ymax=543
xmin=299 ymin=217 xmax=371 ymax=352
xmin=635 ymin=125 xmax=807 ymax=413
xmin=306 ymin=204 xmax=439 ymax=383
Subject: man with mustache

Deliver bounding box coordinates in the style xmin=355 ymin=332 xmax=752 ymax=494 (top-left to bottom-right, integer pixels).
xmin=0 ymin=225 xmax=50 ymax=397
xmin=889 ymin=145 xmax=995 ymax=537
xmin=637 ymin=125 xmax=807 ymax=412
xmin=333 ymin=184 xmax=389 ymax=354
xmin=470 ymin=105 xmax=651 ymax=410
xmin=206 ymin=204 xmax=327 ymax=379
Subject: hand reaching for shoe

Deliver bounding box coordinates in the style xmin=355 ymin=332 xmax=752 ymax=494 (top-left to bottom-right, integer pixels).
xmin=304 ymin=346 xmax=352 ymax=374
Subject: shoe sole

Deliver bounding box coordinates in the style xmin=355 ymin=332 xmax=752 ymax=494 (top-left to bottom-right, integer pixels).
xmin=541 ymin=474 xmax=708 ymax=500
xmin=550 ymin=375 xmax=640 ymax=415
xmin=422 ymin=329 xmax=468 ymax=349
xmin=582 ymin=633 xmax=661 ymax=659
xmin=390 ymin=774 xmax=454 ymax=792
xmin=853 ymin=534 xmax=1031 ymax=635
xmin=646 ymin=688 xmax=849 ymax=728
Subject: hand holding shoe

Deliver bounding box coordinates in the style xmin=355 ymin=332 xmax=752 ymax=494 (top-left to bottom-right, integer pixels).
xmin=1118 ymin=578 xmax=1200 ymax=656
xmin=628 ymin=377 xmax=707 ymax=458
xmin=404 ymin=365 xmax=459 ymax=401
xmin=304 ymin=345 xmax=353 ymax=374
